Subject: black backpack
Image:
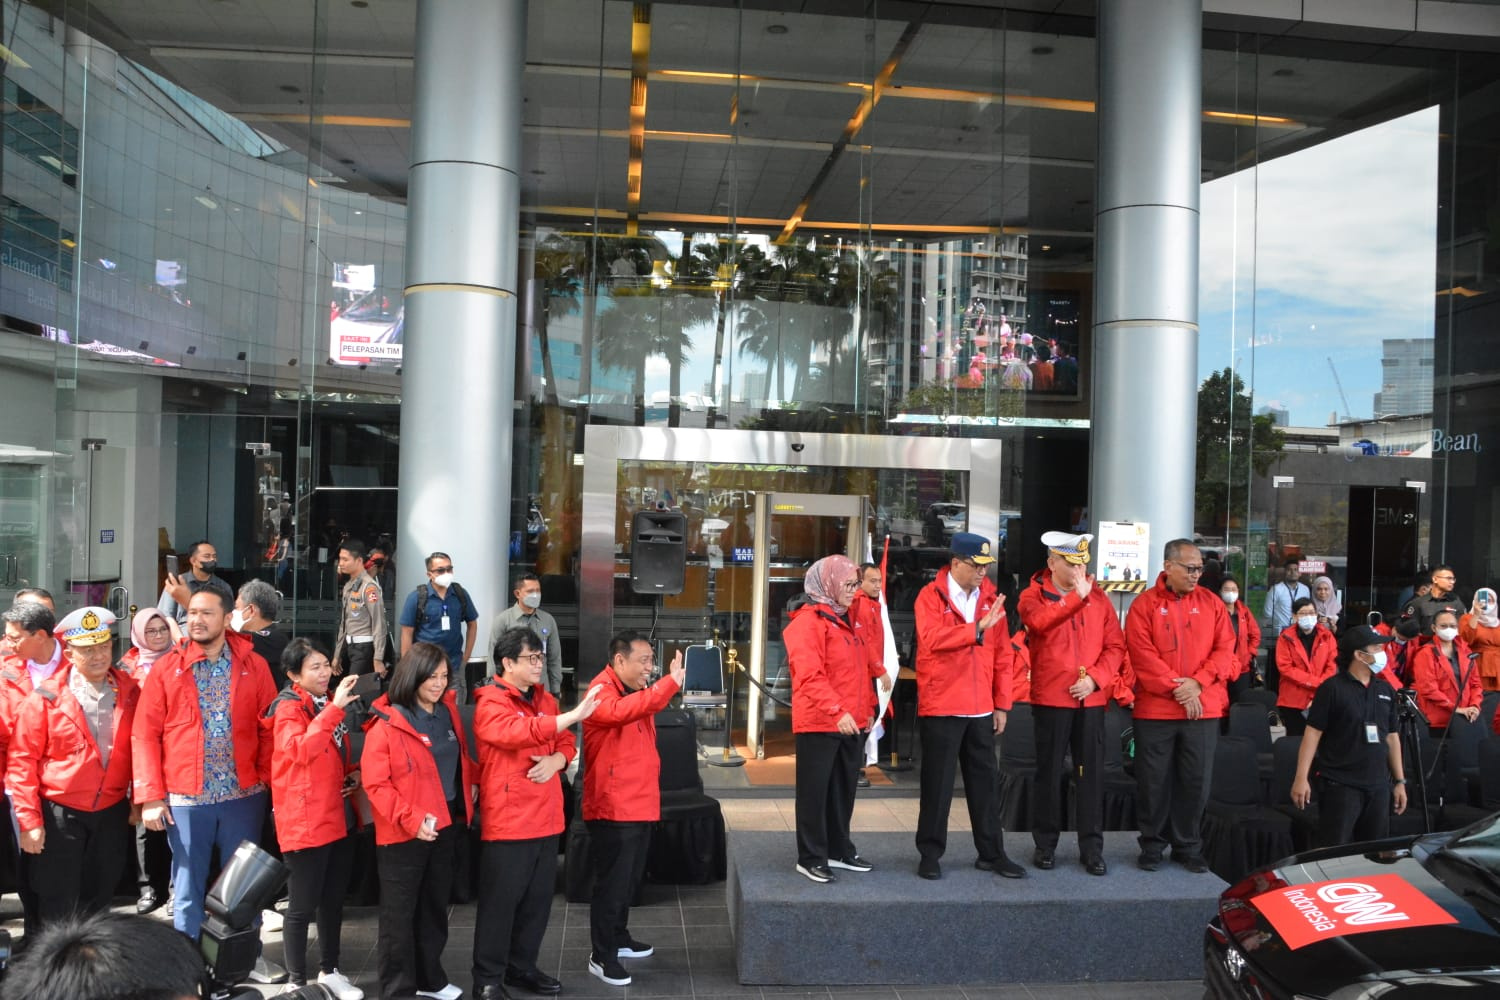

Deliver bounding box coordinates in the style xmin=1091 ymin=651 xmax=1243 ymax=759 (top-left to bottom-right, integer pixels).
xmin=415 ymin=581 xmax=474 ymax=625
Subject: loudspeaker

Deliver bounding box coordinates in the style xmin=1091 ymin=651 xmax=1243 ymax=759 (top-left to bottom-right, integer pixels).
xmin=630 ymin=509 xmax=688 ymax=594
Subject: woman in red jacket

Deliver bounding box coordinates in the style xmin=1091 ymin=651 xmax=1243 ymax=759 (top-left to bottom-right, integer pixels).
xmin=266 ymin=638 xmax=363 ymax=1000
xmin=362 ymin=643 xmax=475 ymax=1000
xmin=1219 ymin=575 xmax=1262 ymax=704
xmin=787 ymin=554 xmax=874 ymax=884
xmin=1275 ymin=597 xmax=1337 ymax=741
xmin=1412 ymin=609 xmax=1484 ymax=733
xmin=469 ymin=628 xmax=598 ymax=1000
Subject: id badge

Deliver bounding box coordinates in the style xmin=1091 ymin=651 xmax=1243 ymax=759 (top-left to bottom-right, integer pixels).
xmin=1365 ymin=724 xmax=1380 ymax=744
xmin=441 ymin=614 xmax=451 ymax=631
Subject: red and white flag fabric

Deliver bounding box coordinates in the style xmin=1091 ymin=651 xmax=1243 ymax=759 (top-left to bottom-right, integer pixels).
xmin=866 ymin=535 xmax=901 ymax=765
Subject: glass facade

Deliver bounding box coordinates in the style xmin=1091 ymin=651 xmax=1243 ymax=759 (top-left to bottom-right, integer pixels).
xmin=2 ymin=0 xmax=1498 ymax=693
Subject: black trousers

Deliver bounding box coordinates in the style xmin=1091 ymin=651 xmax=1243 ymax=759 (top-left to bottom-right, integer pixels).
xmin=1031 ymin=705 xmax=1104 ymax=859
xmin=1134 ymin=718 xmax=1217 ymax=859
xmin=342 ymin=641 xmax=375 ymax=676
xmin=472 ymin=835 xmax=558 ymax=987
xmin=587 ymin=820 xmax=651 ymax=961
xmin=1280 ymin=707 xmax=1308 ymax=743
xmin=135 ymin=823 xmax=170 ymax=891
xmin=282 ymin=837 xmax=355 ymax=983
xmin=33 ymin=798 xmax=130 ymax=923
xmin=376 ymin=817 xmax=459 ymax=1000
xmin=1316 ymin=778 xmax=1392 ymax=848
xmin=5 ymin=794 xmax=40 ymax=941
xmin=794 ymin=731 xmax=862 ymax=868
xmin=916 ymin=715 xmax=1004 ymax=864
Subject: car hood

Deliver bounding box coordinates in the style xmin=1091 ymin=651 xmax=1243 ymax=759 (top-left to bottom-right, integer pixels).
xmin=1218 ymin=834 xmax=1500 ymax=997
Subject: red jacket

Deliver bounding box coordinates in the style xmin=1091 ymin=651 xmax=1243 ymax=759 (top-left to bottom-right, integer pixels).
xmin=1011 ymin=629 xmax=1032 ymax=703
xmin=1274 ymin=625 xmax=1338 ymax=712
xmin=264 ymin=685 xmax=356 ymax=852
xmin=131 ymin=632 xmax=277 ymax=803
xmin=913 ymin=568 xmax=1013 ymax=717
xmin=1411 ymin=639 xmax=1484 ymax=729
xmin=6 ymin=665 xmax=138 ymax=832
xmin=786 ymin=599 xmax=875 ymax=733
xmin=1458 ymin=613 xmax=1500 ymax=692
xmin=1017 ymin=571 xmax=1125 ymax=710
xmin=582 ymin=665 xmax=680 ymax=822
xmin=361 ymin=691 xmax=475 ymax=845
xmin=472 ymin=678 xmax=576 ymax=841
xmin=847 ymin=591 xmax=886 ymax=676
xmin=0 ymin=656 xmax=38 ymax=770
xmin=1227 ymin=607 xmax=1262 ymax=680
xmin=1124 ymin=574 xmax=1236 ymax=720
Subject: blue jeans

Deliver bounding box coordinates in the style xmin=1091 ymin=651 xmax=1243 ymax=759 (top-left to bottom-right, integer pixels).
xmin=165 ymin=791 xmax=268 ymax=939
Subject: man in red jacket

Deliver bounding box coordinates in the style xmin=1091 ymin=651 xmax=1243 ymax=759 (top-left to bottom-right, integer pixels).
xmin=845 ymin=561 xmax=893 ymax=789
xmin=582 ymin=632 xmax=685 ymax=988
xmin=8 ymin=607 xmax=138 ymax=922
xmin=1124 ymin=538 xmax=1236 ymax=874
xmin=1017 ymin=531 xmax=1124 ymax=876
xmin=133 ymin=588 xmax=279 ymax=952
xmin=913 ymin=532 xmax=1023 ymax=881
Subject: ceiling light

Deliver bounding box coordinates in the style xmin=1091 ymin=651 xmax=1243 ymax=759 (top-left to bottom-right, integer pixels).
xmin=960 ymin=124 xmax=978 ymax=133
xmin=530 ymin=168 xmax=546 ymax=175
xmin=1272 ymin=67 xmax=1295 ymax=77
xmin=194 ymin=195 xmax=218 ymax=209
xmin=350 ymin=0 xmax=369 ymax=7
xmin=1031 ymin=45 xmax=1054 ymax=56
xmin=354 ymin=210 xmax=363 ymax=215
xmin=766 ymin=23 xmax=788 ymax=34
xmin=279 ymin=84 xmax=300 ymax=94
xmin=339 ymin=158 xmax=355 ymax=165
xmin=1041 ymin=244 xmax=1052 ymax=251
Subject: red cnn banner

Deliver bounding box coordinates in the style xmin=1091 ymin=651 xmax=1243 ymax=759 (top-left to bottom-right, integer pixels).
xmin=1251 ymin=874 xmax=1457 ymax=950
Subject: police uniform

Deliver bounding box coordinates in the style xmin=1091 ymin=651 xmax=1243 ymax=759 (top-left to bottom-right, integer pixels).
xmin=335 ymin=569 xmax=387 ymax=676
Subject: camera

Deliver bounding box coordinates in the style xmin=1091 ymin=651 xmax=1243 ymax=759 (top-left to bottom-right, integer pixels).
xmin=790 ymin=441 xmax=805 ymax=453
xmin=201 ymin=841 xmax=331 ymax=999
xmin=1394 ymin=687 xmax=1428 ymax=726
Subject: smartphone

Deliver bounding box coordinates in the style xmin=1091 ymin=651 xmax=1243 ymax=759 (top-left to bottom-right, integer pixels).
xmin=165 ymin=553 xmax=179 ymax=578
xmin=351 ymin=672 xmax=383 ymax=702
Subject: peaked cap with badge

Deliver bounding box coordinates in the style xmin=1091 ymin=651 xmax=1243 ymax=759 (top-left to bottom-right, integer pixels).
xmin=950 ymin=531 xmax=996 ymax=565
xmin=1041 ymin=531 xmax=1092 ymax=566
xmin=54 ymin=606 xmax=117 ymax=647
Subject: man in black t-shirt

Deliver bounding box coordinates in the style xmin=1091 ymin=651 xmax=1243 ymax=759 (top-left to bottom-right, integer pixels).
xmin=1290 ymin=624 xmax=1408 ymax=847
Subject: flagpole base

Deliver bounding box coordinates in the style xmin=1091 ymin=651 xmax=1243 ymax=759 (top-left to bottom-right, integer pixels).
xmin=877 ymin=752 xmax=913 ymax=773
xmin=704 ymin=745 xmax=746 ymax=768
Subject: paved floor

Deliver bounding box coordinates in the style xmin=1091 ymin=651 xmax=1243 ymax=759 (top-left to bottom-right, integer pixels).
xmin=3 ymin=795 xmax=1208 ymax=999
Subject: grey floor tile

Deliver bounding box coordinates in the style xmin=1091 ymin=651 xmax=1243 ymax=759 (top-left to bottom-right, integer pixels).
xmin=958 ymin=988 xmax=1035 ymax=1000
xmin=626 ymin=969 xmax=698 ymax=996
xmin=631 ymin=947 xmax=693 ymax=972
xmin=1154 ymin=982 xmax=1207 ymax=1000
xmin=1022 ymin=986 xmax=1106 ymax=999
xmin=681 ymin=903 xmax=732 ymax=926
xmin=826 ymin=989 xmax=901 ymax=998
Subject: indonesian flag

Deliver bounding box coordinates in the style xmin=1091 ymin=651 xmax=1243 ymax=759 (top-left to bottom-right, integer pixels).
xmin=866 ymin=535 xmax=902 ymax=765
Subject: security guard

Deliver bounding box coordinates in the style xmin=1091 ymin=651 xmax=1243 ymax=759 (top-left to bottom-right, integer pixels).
xmin=334 ymin=539 xmax=388 ymax=678
xmin=8 ymin=607 xmax=139 ymax=922
xmin=1017 ymin=531 xmax=1124 ymax=876
xmin=1290 ymin=624 xmax=1407 ymax=847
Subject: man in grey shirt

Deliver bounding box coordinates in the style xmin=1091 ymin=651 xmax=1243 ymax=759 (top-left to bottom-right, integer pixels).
xmin=488 ymin=572 xmax=563 ymax=695
xmin=158 ymin=540 xmax=234 ymax=627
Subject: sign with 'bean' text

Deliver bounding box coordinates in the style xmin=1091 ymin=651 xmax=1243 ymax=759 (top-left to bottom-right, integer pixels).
xmin=1250 ymin=874 xmax=1456 ymax=950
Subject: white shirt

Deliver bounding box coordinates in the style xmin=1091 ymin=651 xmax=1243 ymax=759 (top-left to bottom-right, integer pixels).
xmin=946 ymin=572 xmax=980 ymax=624
xmin=26 ymin=640 xmax=62 ymax=690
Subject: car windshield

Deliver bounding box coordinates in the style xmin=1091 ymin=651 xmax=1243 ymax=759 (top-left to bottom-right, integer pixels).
xmin=1442 ymin=813 xmax=1500 ymax=876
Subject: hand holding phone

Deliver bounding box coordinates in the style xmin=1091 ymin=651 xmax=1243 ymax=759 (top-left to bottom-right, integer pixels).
xmin=418 ymin=814 xmax=438 ymax=841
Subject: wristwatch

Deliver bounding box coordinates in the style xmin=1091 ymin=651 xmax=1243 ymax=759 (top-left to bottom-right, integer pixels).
xmin=1392 ymin=777 xmax=1407 ymax=785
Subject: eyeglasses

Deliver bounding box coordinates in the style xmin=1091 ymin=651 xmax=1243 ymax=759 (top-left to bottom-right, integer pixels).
xmin=839 ymin=580 xmax=859 ymax=590
xmin=143 ymin=626 xmax=172 ymax=638
xmin=430 ymin=565 xmax=453 ymax=574
xmin=511 ymin=652 xmax=545 ymax=665
xmin=1173 ymin=562 xmax=1205 ymax=575
xmin=1434 ymin=573 xmax=1455 ymax=580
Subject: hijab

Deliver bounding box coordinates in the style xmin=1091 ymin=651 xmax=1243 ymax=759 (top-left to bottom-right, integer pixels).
xmin=803 ymin=554 xmax=858 ymax=610
xmin=1312 ymin=575 xmax=1342 ymax=623
xmin=130 ymin=608 xmax=176 ymax=671
xmin=1476 ymin=587 xmax=1499 ymax=629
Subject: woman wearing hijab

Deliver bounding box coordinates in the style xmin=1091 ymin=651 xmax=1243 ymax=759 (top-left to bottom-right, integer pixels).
xmin=1311 ymin=576 xmax=1343 ymax=634
xmin=786 ymin=554 xmax=878 ymax=884
xmin=1459 ymin=586 xmax=1500 ymax=693
xmin=119 ymin=608 xmax=179 ymax=915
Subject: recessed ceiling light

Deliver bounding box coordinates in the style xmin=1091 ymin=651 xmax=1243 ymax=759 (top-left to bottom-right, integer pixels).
xmin=529 ymin=168 xmax=546 ymax=175
xmin=1272 ymin=67 xmax=1295 ymax=77
xmin=350 ymin=0 xmax=369 ymax=7
xmin=279 ymin=84 xmax=300 ymax=94
xmin=339 ymin=158 xmax=355 ymax=165
xmin=1041 ymin=244 xmax=1052 ymax=251
xmin=766 ymin=23 xmax=788 ymax=34
xmin=1031 ymin=45 xmax=1054 ymax=56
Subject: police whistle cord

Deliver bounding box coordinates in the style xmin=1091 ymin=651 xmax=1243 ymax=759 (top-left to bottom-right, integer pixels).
xmin=726 ymin=656 xmax=792 ymax=708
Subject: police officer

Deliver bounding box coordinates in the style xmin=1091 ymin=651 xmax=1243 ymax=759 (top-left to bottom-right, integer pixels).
xmin=1290 ymin=624 xmax=1407 ymax=847
xmin=1017 ymin=531 xmax=1124 ymax=876
xmin=334 ymin=539 xmax=388 ymax=678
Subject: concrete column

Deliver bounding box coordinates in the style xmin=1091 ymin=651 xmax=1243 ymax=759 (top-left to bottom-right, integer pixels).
xmin=397 ymin=0 xmax=522 ymax=673
xmin=1089 ymin=0 xmax=1201 ymax=560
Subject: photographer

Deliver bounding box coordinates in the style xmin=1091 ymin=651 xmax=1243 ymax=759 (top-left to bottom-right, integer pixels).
xmin=1 ymin=910 xmax=205 ymax=1000
xmin=1290 ymin=625 xmax=1407 ymax=847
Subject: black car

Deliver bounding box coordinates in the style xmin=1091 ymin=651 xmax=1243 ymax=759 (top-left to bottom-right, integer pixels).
xmin=1205 ymin=811 xmax=1500 ymax=997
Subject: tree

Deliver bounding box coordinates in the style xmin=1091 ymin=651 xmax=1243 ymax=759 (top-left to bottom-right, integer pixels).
xmin=1196 ymin=367 xmax=1286 ymax=532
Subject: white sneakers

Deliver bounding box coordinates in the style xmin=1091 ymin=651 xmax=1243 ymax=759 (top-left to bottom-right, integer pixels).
xmin=416 ymin=985 xmax=463 ymax=1000
xmin=317 ymin=969 xmax=365 ymax=1000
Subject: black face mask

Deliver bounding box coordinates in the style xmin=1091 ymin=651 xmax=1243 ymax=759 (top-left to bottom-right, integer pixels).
xmin=199 ymin=560 xmax=218 ymax=574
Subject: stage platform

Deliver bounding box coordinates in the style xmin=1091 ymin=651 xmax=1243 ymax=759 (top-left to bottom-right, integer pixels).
xmin=727 ymin=830 xmax=1224 ymax=985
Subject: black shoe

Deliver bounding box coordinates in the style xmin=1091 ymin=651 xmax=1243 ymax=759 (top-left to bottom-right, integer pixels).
xmin=616 ymin=939 xmax=654 ymax=959
xmin=828 ymin=854 xmax=873 ymax=872
xmin=1137 ymin=852 xmax=1162 ymax=872
xmin=917 ymin=859 xmax=942 ymax=880
xmin=979 ymin=856 xmax=1026 ymax=879
xmin=136 ymin=886 xmax=160 ymax=915
xmin=588 ymin=954 xmax=631 ymax=987
xmin=1083 ymin=856 xmax=1108 ymax=876
xmin=1032 ymin=848 xmax=1055 ymax=871
xmin=505 ymin=968 xmax=561 ymax=995
xmin=1177 ymin=854 xmax=1210 ymax=874
xmin=856 ymin=770 xmax=871 ymax=788
xmin=796 ymin=863 xmax=836 ymax=884
xmin=478 ymin=985 xmax=516 ymax=1000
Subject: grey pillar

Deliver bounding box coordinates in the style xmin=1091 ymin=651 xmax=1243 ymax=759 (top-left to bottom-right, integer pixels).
xmin=1089 ymin=0 xmax=1201 ymax=565
xmin=397 ymin=0 xmax=522 ymax=676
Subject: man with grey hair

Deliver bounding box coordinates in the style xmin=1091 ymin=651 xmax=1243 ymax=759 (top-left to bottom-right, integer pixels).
xmin=233 ymin=579 xmax=289 ymax=688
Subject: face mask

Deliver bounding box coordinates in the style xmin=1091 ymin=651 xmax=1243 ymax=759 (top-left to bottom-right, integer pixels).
xmin=1436 ymin=626 xmax=1459 ymax=642
xmin=229 ymin=609 xmax=247 ymax=632
xmin=199 ymin=560 xmax=217 ymax=574
xmin=1297 ymin=615 xmax=1317 ymax=631
xmin=434 ymin=573 xmax=454 ymax=589
xmin=521 ymin=592 xmax=542 ymax=610
xmin=1366 ymin=650 xmax=1388 ymax=673
xmin=1220 ymin=591 xmax=1238 ymax=605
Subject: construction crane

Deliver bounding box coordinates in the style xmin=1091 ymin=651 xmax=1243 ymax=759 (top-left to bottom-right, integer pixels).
xmin=1327 ymin=357 xmax=1353 ymax=423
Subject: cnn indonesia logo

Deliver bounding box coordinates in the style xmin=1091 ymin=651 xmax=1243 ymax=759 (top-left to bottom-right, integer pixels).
xmin=1283 ymin=881 xmax=1407 ymax=932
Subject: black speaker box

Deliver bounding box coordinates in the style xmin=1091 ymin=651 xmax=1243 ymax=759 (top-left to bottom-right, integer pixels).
xmin=630 ymin=509 xmax=688 ymax=594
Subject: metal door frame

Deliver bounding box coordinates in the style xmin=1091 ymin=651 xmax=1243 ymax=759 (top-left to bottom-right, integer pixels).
xmin=579 ymin=425 xmax=1004 ymax=712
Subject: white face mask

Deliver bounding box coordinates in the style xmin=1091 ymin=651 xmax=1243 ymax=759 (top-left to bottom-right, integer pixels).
xmin=1436 ymin=626 xmax=1459 ymax=642
xmin=1367 ymin=650 xmax=1388 ymax=673
xmin=1220 ymin=591 xmax=1238 ymax=605
xmin=1297 ymin=614 xmax=1317 ymax=632
xmin=521 ymin=592 xmax=542 ymax=610
xmin=229 ymin=608 xmax=247 ymax=632
xmin=433 ymin=572 xmax=454 ymax=589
